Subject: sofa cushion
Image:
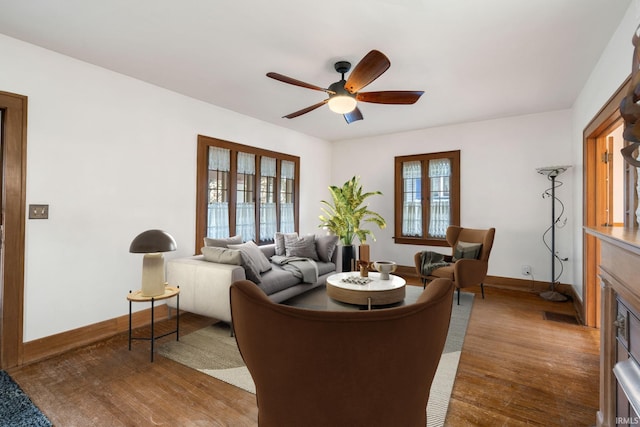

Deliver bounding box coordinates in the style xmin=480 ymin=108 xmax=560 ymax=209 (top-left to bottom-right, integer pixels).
xmin=284 ymin=234 xmax=319 ymax=260
xmin=260 ymin=243 xmax=276 ymax=259
xmin=202 ymin=245 xmax=262 ymax=284
xmin=258 ymin=264 xmax=304 ymax=295
xmin=274 ymin=232 xmax=298 ymax=256
xmin=315 ymin=234 xmax=338 ymax=263
xmin=452 ymin=241 xmax=482 ymax=261
xmin=201 ymin=246 xmax=242 ymax=265
xmin=316 ymin=261 xmax=336 ymax=276
xmin=238 ymin=252 xmax=263 ymax=284
xmin=204 ymin=235 xmax=243 ymax=248
xmin=228 ymin=241 xmax=272 ymax=273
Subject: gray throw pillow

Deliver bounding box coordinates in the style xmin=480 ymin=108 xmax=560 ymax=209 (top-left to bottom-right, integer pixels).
xmin=203 ymin=235 xmax=243 ymax=248
xmin=228 ymin=241 xmax=272 ymax=273
xmin=315 ymin=234 xmax=339 ymax=263
xmin=237 ymin=252 xmax=262 ymax=284
xmin=202 ymin=245 xmax=261 ymax=284
xmin=453 ymin=241 xmax=483 ymax=261
xmin=284 ymin=234 xmax=319 ymax=260
xmin=201 ymin=246 xmax=242 ymax=265
xmin=274 ymin=232 xmax=298 ymax=256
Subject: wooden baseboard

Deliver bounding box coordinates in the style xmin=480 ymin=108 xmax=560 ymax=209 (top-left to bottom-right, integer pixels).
xmin=21 ymin=304 xmax=170 ymax=366
xmin=397 ymin=265 xmax=586 ymax=324
xmin=482 ymin=276 xmax=584 ymax=323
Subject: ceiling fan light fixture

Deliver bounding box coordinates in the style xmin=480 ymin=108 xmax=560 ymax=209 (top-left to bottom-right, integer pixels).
xmin=328 ymin=95 xmax=357 ymax=114
xmin=267 ymin=50 xmax=421 ymax=122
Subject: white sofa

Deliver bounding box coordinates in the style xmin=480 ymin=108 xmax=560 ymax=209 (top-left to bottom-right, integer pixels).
xmin=166 ymin=242 xmax=337 ymax=323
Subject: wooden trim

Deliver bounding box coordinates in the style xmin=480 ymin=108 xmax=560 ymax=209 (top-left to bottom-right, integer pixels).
xmin=583 ymin=76 xmax=630 ymax=328
xmin=228 ymin=149 xmax=237 ymax=234
xmin=0 ymin=91 xmax=28 ymax=369
xmin=195 ymin=138 xmax=209 ymax=255
xmin=584 ymin=75 xmax=630 ymax=137
xmin=607 ymin=136 xmax=614 ymax=225
xmin=293 ymin=158 xmax=300 ymax=234
xmin=397 ymin=264 xmax=585 ymax=323
xmin=595 ymin=135 xmax=609 ymax=227
xmin=398 ymin=264 xmax=573 ymax=294
xmin=22 ymin=305 xmax=171 ymax=366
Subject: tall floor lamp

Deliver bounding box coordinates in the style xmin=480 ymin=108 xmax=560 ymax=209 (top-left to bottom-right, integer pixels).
xmin=536 ymin=166 xmax=571 ymax=302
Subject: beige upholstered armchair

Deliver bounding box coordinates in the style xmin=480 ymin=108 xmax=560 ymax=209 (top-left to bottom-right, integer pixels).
xmin=230 ymin=278 xmax=454 ymax=427
xmin=414 ymin=225 xmax=495 ymax=305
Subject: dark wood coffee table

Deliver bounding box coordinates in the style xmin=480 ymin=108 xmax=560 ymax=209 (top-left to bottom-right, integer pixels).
xmin=281 ymin=282 xmax=424 ymax=311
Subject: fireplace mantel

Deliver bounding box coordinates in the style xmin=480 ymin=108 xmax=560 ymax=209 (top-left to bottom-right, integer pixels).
xmin=586 ymin=226 xmax=640 ymax=427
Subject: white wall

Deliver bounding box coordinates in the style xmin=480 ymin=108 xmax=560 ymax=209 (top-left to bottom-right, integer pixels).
xmin=0 ymin=34 xmax=333 ymax=342
xmin=331 ymin=110 xmax=574 ymax=284
xmin=571 ymin=1 xmax=640 ymax=300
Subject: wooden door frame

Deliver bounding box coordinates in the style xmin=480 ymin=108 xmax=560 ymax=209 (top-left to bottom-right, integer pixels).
xmin=606 ymin=136 xmax=615 ymax=226
xmin=583 ymin=76 xmax=629 ymax=328
xmin=0 ymin=91 xmax=27 ymax=369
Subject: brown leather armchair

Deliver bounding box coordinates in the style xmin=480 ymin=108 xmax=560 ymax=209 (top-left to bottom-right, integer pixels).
xmin=414 ymin=225 xmax=495 ymax=305
xmin=230 ymin=278 xmax=454 ymax=427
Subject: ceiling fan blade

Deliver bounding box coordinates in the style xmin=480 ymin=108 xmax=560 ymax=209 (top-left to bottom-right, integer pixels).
xmin=344 ymin=50 xmax=391 ymax=94
xmin=344 ymin=107 xmax=363 ymax=124
xmin=356 ymin=91 xmax=424 ymax=104
xmin=283 ymin=100 xmax=328 ymax=119
xmin=267 ymin=72 xmax=333 ymax=94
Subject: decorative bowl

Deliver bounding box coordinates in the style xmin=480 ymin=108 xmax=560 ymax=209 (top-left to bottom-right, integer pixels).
xmin=373 ymin=261 xmax=397 ymax=280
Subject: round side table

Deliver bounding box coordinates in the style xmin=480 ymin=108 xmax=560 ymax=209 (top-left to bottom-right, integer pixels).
xmin=127 ymin=285 xmax=180 ymax=362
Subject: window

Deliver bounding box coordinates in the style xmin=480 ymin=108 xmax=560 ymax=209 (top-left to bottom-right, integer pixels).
xmin=279 ymin=160 xmax=296 ymax=233
xmin=196 ymin=135 xmax=300 ymax=253
xmin=260 ymin=156 xmax=278 ymax=239
xmin=394 ymin=150 xmax=460 ymax=246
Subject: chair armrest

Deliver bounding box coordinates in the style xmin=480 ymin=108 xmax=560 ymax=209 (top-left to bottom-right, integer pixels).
xmin=414 ymin=251 xmax=452 ymax=278
xmin=453 ymin=259 xmax=488 ymax=288
xmin=413 ymin=252 xmax=422 ymax=276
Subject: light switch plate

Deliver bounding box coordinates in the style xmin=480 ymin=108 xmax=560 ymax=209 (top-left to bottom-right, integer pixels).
xmin=29 ymin=204 xmax=49 ymax=219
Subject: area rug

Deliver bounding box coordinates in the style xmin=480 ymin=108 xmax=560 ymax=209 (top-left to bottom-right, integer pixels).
xmin=0 ymin=371 xmax=52 ymax=427
xmin=159 ymin=291 xmax=474 ymax=427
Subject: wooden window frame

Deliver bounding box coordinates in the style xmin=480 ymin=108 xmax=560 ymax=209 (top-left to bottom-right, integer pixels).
xmin=195 ymin=135 xmax=300 ymax=254
xmin=394 ymin=150 xmax=460 ymax=246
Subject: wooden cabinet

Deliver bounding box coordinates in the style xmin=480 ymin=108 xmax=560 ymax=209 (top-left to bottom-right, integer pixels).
xmin=614 ymin=297 xmax=640 ymax=426
xmin=587 ymin=227 xmax=640 ymax=427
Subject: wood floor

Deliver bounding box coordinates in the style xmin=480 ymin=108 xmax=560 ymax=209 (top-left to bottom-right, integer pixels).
xmin=446 ymin=286 xmax=599 ymax=426
xmin=8 ymin=283 xmax=599 ymax=426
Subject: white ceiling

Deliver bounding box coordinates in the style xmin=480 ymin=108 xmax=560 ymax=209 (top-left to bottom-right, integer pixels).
xmin=0 ymin=0 xmax=632 ymax=142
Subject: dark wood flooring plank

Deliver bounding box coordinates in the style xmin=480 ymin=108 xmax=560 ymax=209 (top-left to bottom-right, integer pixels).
xmin=445 ymin=285 xmax=599 ymax=426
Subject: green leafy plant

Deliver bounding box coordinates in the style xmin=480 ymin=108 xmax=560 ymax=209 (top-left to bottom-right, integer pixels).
xmin=318 ymin=176 xmax=386 ymax=245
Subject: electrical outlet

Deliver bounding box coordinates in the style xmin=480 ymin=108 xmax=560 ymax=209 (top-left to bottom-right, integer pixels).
xmin=29 ymin=204 xmax=49 ymax=219
xmin=521 ymin=265 xmax=531 ymax=276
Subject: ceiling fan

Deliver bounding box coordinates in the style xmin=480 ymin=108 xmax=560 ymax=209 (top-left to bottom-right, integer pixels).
xmin=266 ymin=50 xmax=424 ymax=124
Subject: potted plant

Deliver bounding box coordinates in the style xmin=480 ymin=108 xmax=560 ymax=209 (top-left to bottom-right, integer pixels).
xmin=318 ymin=176 xmax=386 ymax=271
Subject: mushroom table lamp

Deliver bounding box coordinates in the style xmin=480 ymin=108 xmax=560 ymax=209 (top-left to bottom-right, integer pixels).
xmin=129 ymin=229 xmax=177 ymax=297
